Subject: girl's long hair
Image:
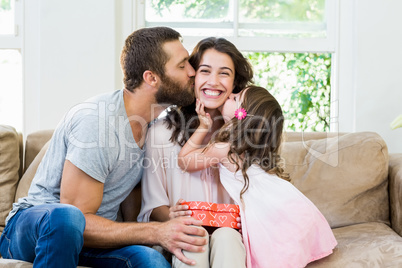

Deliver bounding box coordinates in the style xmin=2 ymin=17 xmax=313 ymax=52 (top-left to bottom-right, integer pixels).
xmin=214 ymin=85 xmax=290 ymax=199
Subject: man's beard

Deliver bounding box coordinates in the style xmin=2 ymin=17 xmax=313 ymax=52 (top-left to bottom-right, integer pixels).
xmin=155 ymin=74 xmax=195 ymax=106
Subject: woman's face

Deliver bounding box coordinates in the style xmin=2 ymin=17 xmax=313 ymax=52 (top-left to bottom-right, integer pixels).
xmin=194 ymin=48 xmax=235 ymax=111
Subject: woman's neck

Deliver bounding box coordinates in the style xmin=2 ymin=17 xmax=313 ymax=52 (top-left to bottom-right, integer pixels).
xmin=205 ymin=107 xmax=221 ymax=119
xmin=202 ymin=108 xmax=225 ymax=145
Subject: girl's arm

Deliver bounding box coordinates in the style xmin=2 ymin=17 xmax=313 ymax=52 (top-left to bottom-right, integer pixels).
xmin=178 ymin=140 xmax=229 ymax=172
xmin=178 ymin=99 xmax=230 ymax=171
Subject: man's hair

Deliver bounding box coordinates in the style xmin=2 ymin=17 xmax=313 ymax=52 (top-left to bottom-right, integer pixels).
xmin=120 ymin=27 xmax=182 ymax=92
xmin=166 ymin=37 xmax=254 ymax=146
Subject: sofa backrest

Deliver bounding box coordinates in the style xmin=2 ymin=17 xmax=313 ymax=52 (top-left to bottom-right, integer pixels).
xmin=0 ymin=126 xmax=53 ymax=234
xmin=281 ymin=131 xmax=389 ymax=228
xmin=0 ymin=127 xmax=391 ymax=233
xmin=0 ymin=125 xmax=21 ymax=233
xmin=24 ymin=129 xmax=53 ymax=172
xmin=15 ymin=141 xmax=51 ymax=202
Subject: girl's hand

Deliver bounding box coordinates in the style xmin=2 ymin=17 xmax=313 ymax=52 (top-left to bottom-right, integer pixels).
xmin=196 ymin=99 xmax=212 ymax=130
xmin=237 ymin=216 xmax=242 ymax=234
xmin=169 ymin=198 xmax=192 ymax=219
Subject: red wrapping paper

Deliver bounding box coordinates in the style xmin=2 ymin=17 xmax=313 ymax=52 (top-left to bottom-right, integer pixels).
xmin=182 ymin=201 xmax=240 ymax=229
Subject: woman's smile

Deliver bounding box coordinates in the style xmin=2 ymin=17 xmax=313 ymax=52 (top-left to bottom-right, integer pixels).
xmin=194 ymin=48 xmax=235 ymax=110
xmin=202 ymin=89 xmax=224 ymax=97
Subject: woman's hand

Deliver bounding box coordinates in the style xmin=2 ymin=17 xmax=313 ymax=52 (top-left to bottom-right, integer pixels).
xmin=196 ymin=99 xmax=212 ymax=130
xmin=169 ymin=199 xmax=193 ymax=219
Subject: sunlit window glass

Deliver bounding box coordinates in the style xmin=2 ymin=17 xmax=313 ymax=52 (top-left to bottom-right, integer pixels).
xmin=0 ymin=50 xmax=22 ymax=132
xmin=0 ymin=0 xmax=15 ymax=35
xmin=239 ymin=0 xmax=326 ymax=38
xmin=145 ymin=0 xmax=233 ymax=36
xmin=245 ymin=52 xmax=331 ymax=131
xmin=143 ymin=0 xmax=332 ymax=132
xmin=145 ymin=0 xmax=326 ymax=38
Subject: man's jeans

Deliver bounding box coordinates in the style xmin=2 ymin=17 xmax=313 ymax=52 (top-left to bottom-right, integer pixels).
xmin=0 ymin=204 xmax=170 ymax=268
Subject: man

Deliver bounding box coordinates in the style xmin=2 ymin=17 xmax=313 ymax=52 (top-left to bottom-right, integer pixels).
xmin=0 ymin=27 xmax=207 ymax=267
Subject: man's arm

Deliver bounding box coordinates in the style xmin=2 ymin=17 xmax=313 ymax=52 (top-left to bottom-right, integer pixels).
xmin=60 ymin=160 xmax=207 ymax=265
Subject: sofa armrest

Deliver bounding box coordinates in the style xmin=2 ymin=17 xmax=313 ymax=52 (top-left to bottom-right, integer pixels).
xmin=389 ymin=153 xmax=402 ymax=236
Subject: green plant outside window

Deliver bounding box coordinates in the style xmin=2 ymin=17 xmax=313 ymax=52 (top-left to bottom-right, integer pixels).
xmin=148 ymin=0 xmax=332 ymax=131
xmin=245 ymin=52 xmax=331 ymax=132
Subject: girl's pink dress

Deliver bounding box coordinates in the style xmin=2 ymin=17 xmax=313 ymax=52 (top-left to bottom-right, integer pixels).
xmin=219 ymin=164 xmax=337 ymax=268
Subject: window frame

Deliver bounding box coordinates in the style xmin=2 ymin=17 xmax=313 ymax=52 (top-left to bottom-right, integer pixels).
xmin=0 ymin=0 xmax=23 ymax=132
xmin=136 ymin=0 xmax=337 ymax=53
xmin=0 ymin=0 xmax=23 ymax=49
xmin=133 ymin=0 xmax=340 ymax=132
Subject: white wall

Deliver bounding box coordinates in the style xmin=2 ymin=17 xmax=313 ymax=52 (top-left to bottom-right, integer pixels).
xmin=23 ymin=0 xmax=126 ymax=135
xmin=23 ymin=0 xmax=402 ymax=153
xmin=337 ymin=0 xmax=402 ymax=153
xmin=356 ymin=0 xmax=402 ymax=153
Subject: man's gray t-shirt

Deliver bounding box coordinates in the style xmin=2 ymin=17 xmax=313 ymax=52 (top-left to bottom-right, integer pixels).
xmin=6 ymin=89 xmax=144 ymax=223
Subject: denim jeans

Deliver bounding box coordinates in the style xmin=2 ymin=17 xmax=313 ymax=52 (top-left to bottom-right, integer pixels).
xmin=79 ymin=246 xmax=171 ymax=268
xmin=0 ymin=204 xmax=170 ymax=268
xmin=0 ymin=203 xmax=85 ymax=267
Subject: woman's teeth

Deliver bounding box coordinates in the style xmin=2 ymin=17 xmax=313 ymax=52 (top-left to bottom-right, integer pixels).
xmin=203 ymin=89 xmax=221 ymax=96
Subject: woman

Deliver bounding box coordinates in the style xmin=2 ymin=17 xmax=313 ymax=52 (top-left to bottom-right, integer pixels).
xmin=138 ymin=37 xmax=254 ymax=267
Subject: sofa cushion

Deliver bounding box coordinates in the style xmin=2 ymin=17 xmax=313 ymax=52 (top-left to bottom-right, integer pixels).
xmin=23 ymin=130 xmax=53 ymax=173
xmin=0 ymin=258 xmax=34 ymax=267
xmin=306 ymin=222 xmax=402 ymax=267
xmin=0 ymin=258 xmax=91 ymax=267
xmin=0 ymin=126 xmax=20 ymax=233
xmin=15 ymin=141 xmax=50 ymax=202
xmin=281 ymin=132 xmax=389 ymax=228
xmin=389 ymin=153 xmax=402 ymax=236
xmin=284 ymin=132 xmax=346 ymax=142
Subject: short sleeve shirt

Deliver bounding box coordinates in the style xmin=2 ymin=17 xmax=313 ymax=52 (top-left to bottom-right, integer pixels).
xmin=6 ymin=89 xmax=144 ymax=223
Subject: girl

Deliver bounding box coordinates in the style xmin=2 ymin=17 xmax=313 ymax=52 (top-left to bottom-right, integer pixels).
xmin=178 ymin=85 xmax=337 ymax=268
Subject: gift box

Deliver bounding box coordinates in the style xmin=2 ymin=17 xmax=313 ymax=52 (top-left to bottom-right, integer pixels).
xmin=182 ymin=201 xmax=240 ymax=229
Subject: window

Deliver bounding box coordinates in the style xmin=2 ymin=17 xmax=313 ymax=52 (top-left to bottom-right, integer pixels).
xmin=136 ymin=0 xmax=337 ymax=131
xmin=0 ymin=0 xmax=15 ymax=35
xmin=0 ymin=0 xmax=23 ymax=132
xmin=246 ymin=52 xmax=331 ymax=131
